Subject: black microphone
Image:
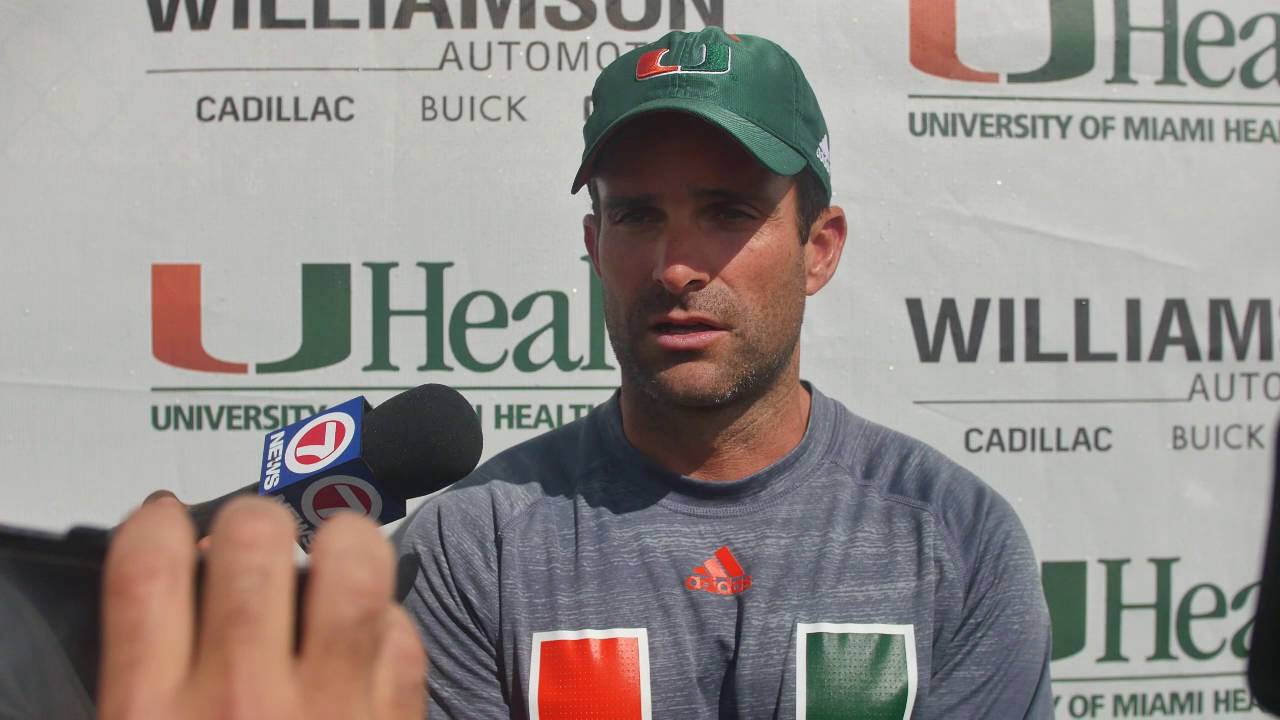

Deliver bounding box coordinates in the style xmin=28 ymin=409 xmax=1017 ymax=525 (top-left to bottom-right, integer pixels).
xmin=0 ymin=384 xmax=481 ymax=705
xmin=1248 ymin=417 xmax=1280 ymax=712
xmin=186 ymin=384 xmax=482 ymax=549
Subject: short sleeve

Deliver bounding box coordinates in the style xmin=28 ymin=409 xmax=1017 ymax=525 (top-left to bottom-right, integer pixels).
xmin=925 ymin=480 xmax=1053 ymax=719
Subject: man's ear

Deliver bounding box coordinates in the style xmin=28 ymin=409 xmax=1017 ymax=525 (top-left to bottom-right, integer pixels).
xmin=804 ymin=206 xmax=847 ymax=296
xmin=583 ymin=213 xmax=602 ymax=276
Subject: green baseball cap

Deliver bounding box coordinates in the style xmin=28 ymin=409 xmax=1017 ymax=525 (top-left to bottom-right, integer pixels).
xmin=571 ymin=27 xmax=832 ymax=199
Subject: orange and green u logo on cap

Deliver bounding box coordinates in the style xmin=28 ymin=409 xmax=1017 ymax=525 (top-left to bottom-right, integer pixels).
xmin=635 ymin=42 xmax=732 ymax=80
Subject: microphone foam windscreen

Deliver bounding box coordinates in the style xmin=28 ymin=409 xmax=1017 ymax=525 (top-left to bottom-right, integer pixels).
xmin=362 ymin=384 xmax=483 ymax=500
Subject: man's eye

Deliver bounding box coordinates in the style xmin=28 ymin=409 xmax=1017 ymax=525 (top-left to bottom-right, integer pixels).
xmin=614 ymin=209 xmax=656 ymax=224
xmin=712 ymin=206 xmax=753 ymax=221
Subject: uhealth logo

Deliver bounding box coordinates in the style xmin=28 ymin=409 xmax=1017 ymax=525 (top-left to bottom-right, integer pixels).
xmin=151 ymin=262 xmax=613 ymax=374
xmin=1042 ymin=559 xmax=1256 ymax=664
xmin=152 ymin=264 xmax=349 ymax=374
xmin=911 ymin=0 xmax=1280 ymax=88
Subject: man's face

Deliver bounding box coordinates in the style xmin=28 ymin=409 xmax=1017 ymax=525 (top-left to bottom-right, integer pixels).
xmin=584 ymin=113 xmax=812 ymax=409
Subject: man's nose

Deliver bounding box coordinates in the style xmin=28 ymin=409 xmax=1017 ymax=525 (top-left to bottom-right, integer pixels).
xmin=652 ymin=223 xmax=710 ymax=294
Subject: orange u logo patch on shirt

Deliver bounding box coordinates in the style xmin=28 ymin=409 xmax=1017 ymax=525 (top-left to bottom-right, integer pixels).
xmin=529 ymin=628 xmax=653 ymax=720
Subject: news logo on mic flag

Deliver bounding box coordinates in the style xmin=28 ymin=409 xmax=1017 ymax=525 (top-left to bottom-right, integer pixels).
xmin=259 ymin=397 xmax=406 ymax=547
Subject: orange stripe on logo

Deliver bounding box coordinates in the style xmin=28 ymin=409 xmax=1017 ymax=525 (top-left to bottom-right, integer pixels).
xmin=635 ymin=48 xmax=679 ymax=79
xmin=715 ymin=546 xmax=745 ymax=577
xmin=151 ymin=264 xmax=248 ymax=373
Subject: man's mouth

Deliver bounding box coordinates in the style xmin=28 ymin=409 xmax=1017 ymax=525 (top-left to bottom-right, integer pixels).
xmin=653 ymin=322 xmax=720 ymax=335
xmin=648 ymin=317 xmax=727 ymax=351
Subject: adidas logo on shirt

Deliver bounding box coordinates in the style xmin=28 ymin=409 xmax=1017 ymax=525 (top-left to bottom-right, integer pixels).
xmin=684 ymin=546 xmax=752 ymax=596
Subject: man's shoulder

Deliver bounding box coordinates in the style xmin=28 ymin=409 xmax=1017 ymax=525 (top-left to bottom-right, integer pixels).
xmin=820 ymin=392 xmax=1023 ymax=545
xmin=820 ymin=393 xmax=1036 ymax=585
xmin=405 ymin=404 xmax=609 ymax=536
xmin=823 ymin=395 xmax=970 ymax=502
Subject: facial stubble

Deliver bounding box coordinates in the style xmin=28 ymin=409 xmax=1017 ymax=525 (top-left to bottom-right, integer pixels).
xmin=602 ymin=274 xmax=807 ymax=410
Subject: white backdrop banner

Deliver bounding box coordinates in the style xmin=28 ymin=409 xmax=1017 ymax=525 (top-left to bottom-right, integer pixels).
xmin=2 ymin=1 xmax=1278 ymax=715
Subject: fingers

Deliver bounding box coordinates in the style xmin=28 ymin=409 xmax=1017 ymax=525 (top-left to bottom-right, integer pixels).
xmin=144 ymin=489 xmax=212 ymax=553
xmin=144 ymin=489 xmax=180 ymax=505
xmin=99 ymin=496 xmax=197 ymax=717
xmin=298 ymin=513 xmax=396 ymax=711
xmin=371 ymin=607 xmax=427 ymax=720
xmin=101 ymin=496 xmax=413 ymax=720
xmin=194 ymin=497 xmax=298 ymax=695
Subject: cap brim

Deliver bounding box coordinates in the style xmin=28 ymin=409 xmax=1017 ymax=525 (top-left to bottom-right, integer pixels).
xmin=570 ymin=98 xmax=808 ymax=194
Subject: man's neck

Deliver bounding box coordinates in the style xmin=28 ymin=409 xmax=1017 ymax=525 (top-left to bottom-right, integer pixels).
xmin=617 ymin=371 xmax=812 ymax=481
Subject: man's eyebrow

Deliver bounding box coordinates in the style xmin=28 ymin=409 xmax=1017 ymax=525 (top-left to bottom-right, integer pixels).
xmin=690 ymin=187 xmax=769 ymax=204
xmin=602 ymin=193 xmax=659 ymax=211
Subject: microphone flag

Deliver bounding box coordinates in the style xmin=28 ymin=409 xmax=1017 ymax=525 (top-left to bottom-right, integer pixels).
xmin=259 ymin=397 xmax=406 ymax=550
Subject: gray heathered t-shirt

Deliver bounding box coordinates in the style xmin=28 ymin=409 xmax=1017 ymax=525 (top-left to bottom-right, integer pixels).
xmin=401 ymin=386 xmax=1052 ymax=719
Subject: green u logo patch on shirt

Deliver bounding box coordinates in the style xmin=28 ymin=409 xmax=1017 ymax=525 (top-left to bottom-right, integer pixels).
xmin=796 ymin=623 xmax=918 ymax=720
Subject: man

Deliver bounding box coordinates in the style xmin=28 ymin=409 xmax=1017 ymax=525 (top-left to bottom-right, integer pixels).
xmin=401 ymin=27 xmax=1052 ymax=718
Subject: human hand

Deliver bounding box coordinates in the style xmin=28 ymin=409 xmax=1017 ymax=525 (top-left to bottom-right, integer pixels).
xmin=98 ymin=495 xmax=425 ymax=720
xmin=142 ymin=488 xmax=244 ymax=548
